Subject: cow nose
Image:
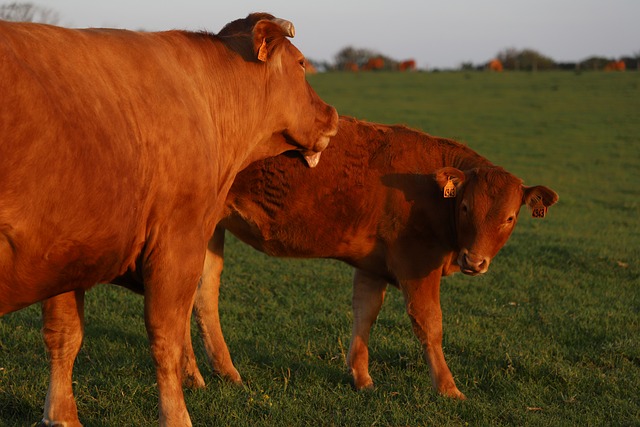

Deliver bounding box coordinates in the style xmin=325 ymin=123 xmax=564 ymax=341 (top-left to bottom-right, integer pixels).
xmin=465 ymin=253 xmax=487 ymax=269
xmin=459 ymin=251 xmax=489 ymax=275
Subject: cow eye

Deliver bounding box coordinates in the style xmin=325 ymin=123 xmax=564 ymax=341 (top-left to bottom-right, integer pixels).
xmin=299 ymin=58 xmax=306 ymax=69
xmin=506 ymin=216 xmax=515 ymax=224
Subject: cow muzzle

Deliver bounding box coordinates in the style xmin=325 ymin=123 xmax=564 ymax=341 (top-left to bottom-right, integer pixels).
xmin=303 ymin=151 xmax=322 ymax=168
xmin=303 ymin=134 xmax=332 ymax=167
xmin=457 ymin=250 xmax=490 ymax=276
xmin=298 ymin=134 xmax=329 ymax=167
xmin=301 ymin=110 xmax=338 ymax=168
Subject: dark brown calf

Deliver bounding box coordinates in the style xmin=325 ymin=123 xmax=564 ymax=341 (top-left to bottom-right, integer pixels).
xmin=196 ymin=117 xmax=558 ymax=398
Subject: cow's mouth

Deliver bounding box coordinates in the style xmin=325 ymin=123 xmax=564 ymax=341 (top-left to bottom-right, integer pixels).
xmin=284 ymin=108 xmax=338 ymax=168
xmin=460 ymin=267 xmax=485 ymax=276
xmin=300 ymin=135 xmax=332 ymax=167
xmin=457 ymin=250 xmax=490 ymax=276
xmin=285 ymin=132 xmax=334 ymax=168
xmin=303 ymin=151 xmax=322 ymax=168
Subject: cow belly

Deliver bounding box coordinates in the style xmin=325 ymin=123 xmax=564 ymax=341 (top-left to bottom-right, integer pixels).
xmin=0 ymin=221 xmax=135 ymax=315
xmin=222 ymin=212 xmax=379 ymax=263
xmin=0 ymin=252 xmax=119 ymax=316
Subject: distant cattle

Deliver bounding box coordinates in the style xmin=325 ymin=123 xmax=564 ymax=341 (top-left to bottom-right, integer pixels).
xmin=604 ymin=60 xmax=626 ymax=71
xmin=44 ymin=117 xmax=556 ymax=402
xmin=344 ymin=61 xmax=359 ymax=72
xmin=488 ymin=59 xmax=503 ymax=72
xmin=362 ymin=56 xmax=385 ymax=71
xmin=1 ymin=13 xmax=338 ymax=427
xmin=399 ymin=59 xmax=417 ymax=71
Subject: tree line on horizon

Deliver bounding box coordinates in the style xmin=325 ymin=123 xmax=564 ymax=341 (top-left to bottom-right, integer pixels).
xmin=322 ymin=45 xmax=640 ymax=72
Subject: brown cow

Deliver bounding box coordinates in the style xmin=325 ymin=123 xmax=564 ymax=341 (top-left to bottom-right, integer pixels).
xmin=399 ymin=59 xmax=417 ymax=71
xmin=362 ymin=56 xmax=385 ymax=71
xmin=41 ymin=117 xmax=557 ymax=413
xmin=0 ymin=13 xmax=338 ymax=427
xmin=604 ymin=60 xmax=626 ymax=71
xmin=345 ymin=61 xmax=359 ymax=72
xmin=195 ymin=116 xmax=558 ymax=398
xmin=488 ymin=59 xmax=503 ymax=72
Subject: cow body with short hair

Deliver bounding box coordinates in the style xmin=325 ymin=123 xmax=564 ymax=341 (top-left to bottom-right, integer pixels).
xmin=196 ymin=116 xmax=558 ymax=398
xmin=0 ymin=13 xmax=337 ymax=426
xmin=39 ymin=119 xmax=557 ymax=414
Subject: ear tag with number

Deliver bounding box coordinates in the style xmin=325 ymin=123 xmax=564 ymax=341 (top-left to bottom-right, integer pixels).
xmin=443 ymin=178 xmax=456 ymax=198
xmin=531 ymin=200 xmax=547 ymax=218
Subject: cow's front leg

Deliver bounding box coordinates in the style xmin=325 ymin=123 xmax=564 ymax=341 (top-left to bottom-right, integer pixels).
xmin=401 ymin=273 xmax=465 ymax=399
xmin=193 ymin=227 xmax=241 ymax=383
xmin=111 ymin=271 xmax=205 ymax=390
xmin=347 ymin=269 xmax=387 ymax=390
xmin=144 ymin=241 xmax=204 ymax=427
xmin=40 ymin=290 xmax=85 ymax=427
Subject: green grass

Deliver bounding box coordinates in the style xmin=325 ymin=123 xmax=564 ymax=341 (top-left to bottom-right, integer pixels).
xmin=1 ymin=71 xmax=639 ymax=426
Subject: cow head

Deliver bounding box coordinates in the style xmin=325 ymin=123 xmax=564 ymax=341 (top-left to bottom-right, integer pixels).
xmin=218 ymin=13 xmax=338 ymax=167
xmin=436 ymin=167 xmax=558 ymax=276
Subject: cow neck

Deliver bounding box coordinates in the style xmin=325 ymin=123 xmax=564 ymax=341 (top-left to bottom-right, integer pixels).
xmin=444 ymin=143 xmax=494 ymax=172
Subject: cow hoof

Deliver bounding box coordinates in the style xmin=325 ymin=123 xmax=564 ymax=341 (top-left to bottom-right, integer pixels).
xmin=221 ymin=369 xmax=243 ymax=385
xmin=455 ymin=391 xmax=467 ymax=400
xmin=353 ymin=377 xmax=374 ymax=391
xmin=440 ymin=386 xmax=466 ymax=400
xmin=38 ymin=419 xmax=83 ymax=427
xmin=183 ymin=372 xmax=207 ymax=389
xmin=357 ymin=382 xmax=375 ymax=392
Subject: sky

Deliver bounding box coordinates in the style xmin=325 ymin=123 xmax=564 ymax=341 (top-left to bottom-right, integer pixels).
xmin=20 ymin=0 xmax=640 ymax=69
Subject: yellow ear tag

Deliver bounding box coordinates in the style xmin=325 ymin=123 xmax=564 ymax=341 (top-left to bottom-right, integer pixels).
xmin=257 ymin=39 xmax=268 ymax=62
xmin=531 ymin=200 xmax=547 ymax=218
xmin=443 ymin=178 xmax=456 ymax=198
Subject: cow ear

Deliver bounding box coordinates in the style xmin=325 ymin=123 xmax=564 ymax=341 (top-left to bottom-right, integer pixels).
xmin=435 ymin=167 xmax=465 ymax=190
xmin=523 ymin=185 xmax=559 ymax=217
xmin=523 ymin=185 xmax=558 ymax=208
xmin=253 ymin=19 xmax=289 ymax=62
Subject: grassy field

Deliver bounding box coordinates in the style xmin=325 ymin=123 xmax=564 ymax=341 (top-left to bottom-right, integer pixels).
xmin=1 ymin=71 xmax=639 ymax=426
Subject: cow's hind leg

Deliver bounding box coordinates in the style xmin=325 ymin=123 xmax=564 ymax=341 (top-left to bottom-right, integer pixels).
xmin=193 ymin=227 xmax=241 ymax=383
xmin=181 ymin=299 xmax=206 ymax=389
xmin=347 ymin=269 xmax=387 ymax=390
xmin=40 ymin=290 xmax=85 ymax=427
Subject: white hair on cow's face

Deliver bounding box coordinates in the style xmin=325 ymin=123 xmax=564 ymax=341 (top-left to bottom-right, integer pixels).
xmin=268 ymin=48 xmax=284 ymax=73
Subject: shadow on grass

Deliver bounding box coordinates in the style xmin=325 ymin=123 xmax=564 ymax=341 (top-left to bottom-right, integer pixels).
xmin=0 ymin=395 xmax=42 ymax=427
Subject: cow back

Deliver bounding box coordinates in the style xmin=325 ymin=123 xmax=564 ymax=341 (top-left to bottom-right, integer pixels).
xmin=222 ymin=117 xmax=493 ymax=277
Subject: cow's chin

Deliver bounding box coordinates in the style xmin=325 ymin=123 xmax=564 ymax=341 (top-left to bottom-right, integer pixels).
xmin=283 ymin=132 xmax=333 ymax=168
xmin=298 ymin=134 xmax=333 ymax=167
xmin=459 ymin=267 xmax=487 ymax=277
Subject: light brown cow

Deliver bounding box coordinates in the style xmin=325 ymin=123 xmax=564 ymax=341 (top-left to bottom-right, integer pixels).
xmin=344 ymin=61 xmax=359 ymax=72
xmin=604 ymin=60 xmax=626 ymax=71
xmin=362 ymin=57 xmax=385 ymax=71
xmin=0 ymin=13 xmax=338 ymax=427
xmin=41 ymin=117 xmax=557 ymax=413
xmin=488 ymin=59 xmax=503 ymax=72
xmin=399 ymin=59 xmax=417 ymax=71
xmin=195 ymin=116 xmax=558 ymax=398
